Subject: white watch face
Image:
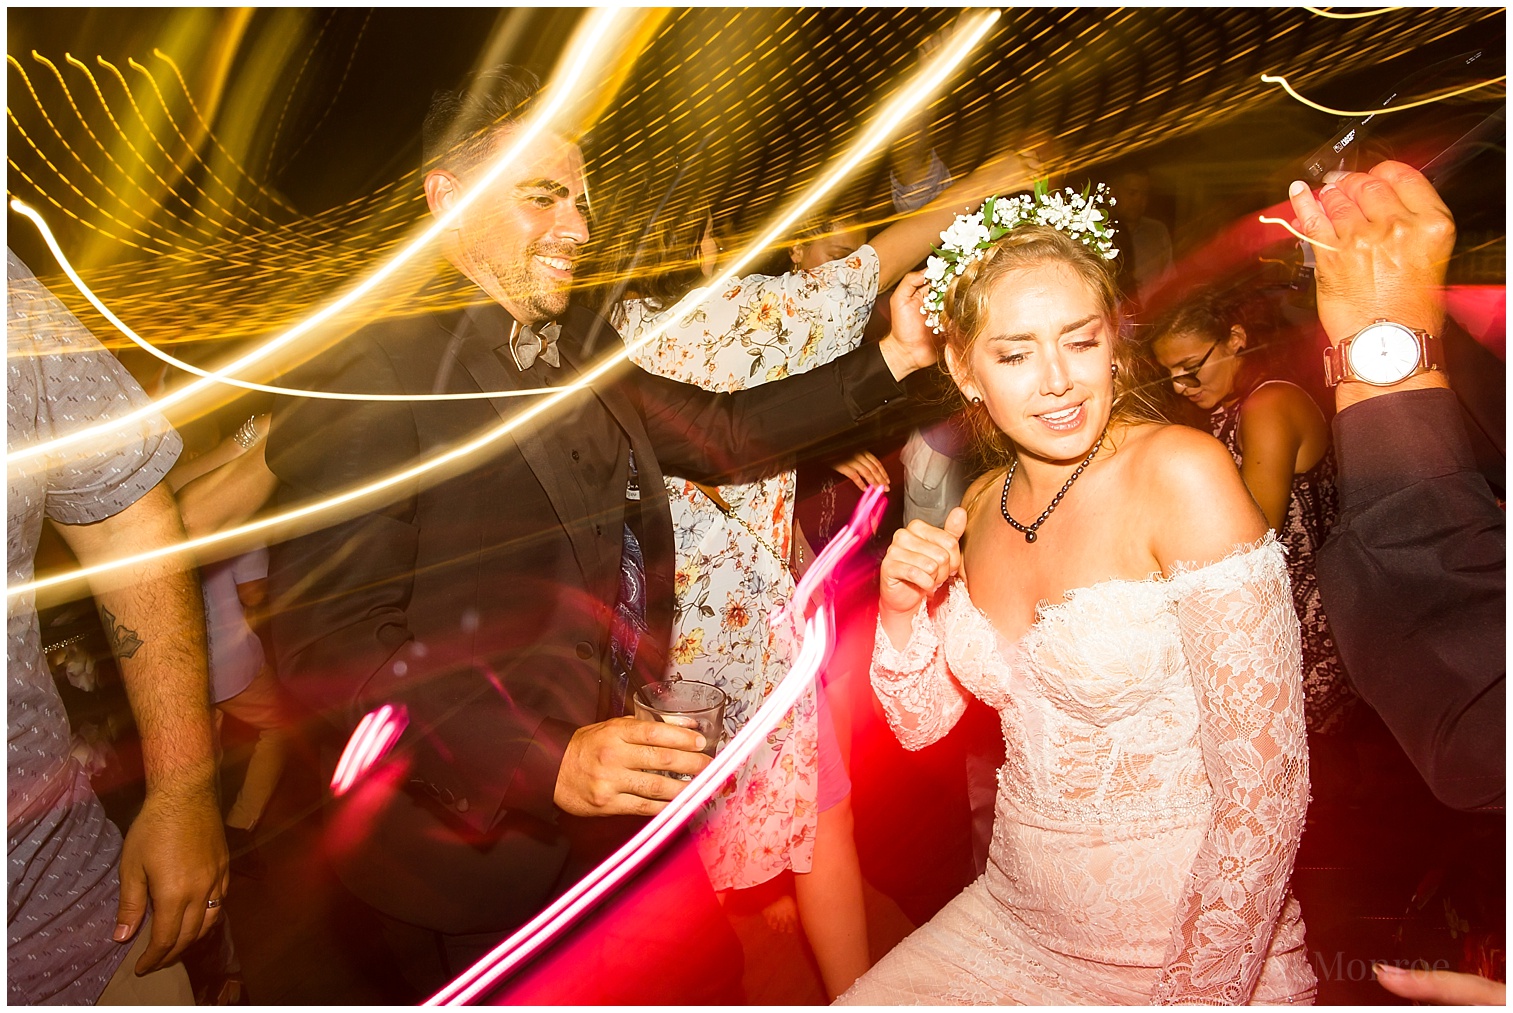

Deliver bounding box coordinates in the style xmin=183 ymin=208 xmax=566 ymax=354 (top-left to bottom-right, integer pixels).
xmin=1348 ymin=322 xmax=1421 ymax=385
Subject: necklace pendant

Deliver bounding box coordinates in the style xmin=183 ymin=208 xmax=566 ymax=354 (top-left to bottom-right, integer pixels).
xmin=1024 ymin=530 xmax=1037 ymax=543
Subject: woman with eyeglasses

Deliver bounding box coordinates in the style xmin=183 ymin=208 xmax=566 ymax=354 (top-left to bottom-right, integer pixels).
xmin=1149 ymin=287 xmax=1354 ymax=736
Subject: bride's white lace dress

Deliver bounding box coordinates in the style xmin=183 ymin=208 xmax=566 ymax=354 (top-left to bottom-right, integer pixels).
xmin=838 ymin=536 xmax=1317 ymax=1005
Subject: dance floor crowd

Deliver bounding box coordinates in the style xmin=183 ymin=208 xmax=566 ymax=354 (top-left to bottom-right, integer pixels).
xmin=8 ymin=8 xmax=1503 ymax=1007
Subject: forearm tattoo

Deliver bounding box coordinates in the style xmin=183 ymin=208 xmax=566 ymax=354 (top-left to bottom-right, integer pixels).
xmin=100 ymin=606 xmax=145 ymax=659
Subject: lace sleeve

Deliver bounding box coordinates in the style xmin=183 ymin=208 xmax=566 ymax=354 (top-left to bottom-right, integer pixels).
xmin=1155 ymin=539 xmax=1310 ymax=1005
xmin=870 ymin=602 xmax=969 ymax=750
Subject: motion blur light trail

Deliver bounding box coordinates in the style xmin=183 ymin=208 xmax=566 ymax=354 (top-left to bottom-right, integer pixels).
xmin=7 ymin=9 xmax=998 ymax=603
xmin=426 ymin=486 xmax=888 ymax=1006
xmin=1260 ymin=71 xmax=1506 ymax=117
xmin=1257 ymin=213 xmax=1339 ymax=252
xmin=330 ymin=704 xmax=408 ymax=797
xmin=6 ymin=7 xmax=642 ymax=468
xmin=1303 ymin=6 xmax=1403 ymax=17
xmin=12 ymin=197 xmax=588 ymax=403
xmin=10 ymin=10 xmax=1494 ymax=354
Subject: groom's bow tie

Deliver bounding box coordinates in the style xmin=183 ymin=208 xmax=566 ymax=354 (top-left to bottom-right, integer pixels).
xmin=508 ymin=320 xmax=562 ymax=370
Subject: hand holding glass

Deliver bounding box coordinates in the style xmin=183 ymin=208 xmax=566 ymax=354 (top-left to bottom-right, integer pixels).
xmin=632 ymin=680 xmax=725 ymax=780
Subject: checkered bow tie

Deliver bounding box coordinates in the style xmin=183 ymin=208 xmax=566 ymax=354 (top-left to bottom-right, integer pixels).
xmin=509 ymin=320 xmax=562 ymax=370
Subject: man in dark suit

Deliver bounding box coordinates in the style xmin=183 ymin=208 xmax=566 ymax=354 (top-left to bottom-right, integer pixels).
xmin=265 ymin=69 xmax=939 ymax=998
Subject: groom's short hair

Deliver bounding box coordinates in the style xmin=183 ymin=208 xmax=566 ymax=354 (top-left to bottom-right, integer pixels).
xmin=422 ymin=66 xmax=541 ymax=177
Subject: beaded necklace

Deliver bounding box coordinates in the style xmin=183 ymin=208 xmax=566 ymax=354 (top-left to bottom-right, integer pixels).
xmin=999 ymin=425 xmax=1108 ymax=543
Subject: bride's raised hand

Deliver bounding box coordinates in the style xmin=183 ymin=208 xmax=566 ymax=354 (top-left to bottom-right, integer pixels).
xmin=879 ymin=507 xmax=967 ymax=622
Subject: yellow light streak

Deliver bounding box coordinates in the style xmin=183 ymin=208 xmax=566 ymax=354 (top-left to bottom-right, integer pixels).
xmin=12 ymin=199 xmax=581 ymax=402
xmin=11 ymin=10 xmax=1492 ymax=353
xmin=7 ymin=7 xmax=636 ymax=467
xmin=1258 ymin=214 xmax=1339 ymax=252
xmin=1259 ymin=72 xmax=1506 ymax=117
xmin=7 ymin=9 xmax=1001 ymax=601
xmin=1303 ymin=6 xmax=1403 ymax=19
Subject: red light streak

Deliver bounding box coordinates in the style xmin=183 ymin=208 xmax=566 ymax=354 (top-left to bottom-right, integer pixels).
xmin=330 ymin=703 xmax=408 ymax=797
xmin=425 ymin=485 xmax=888 ymax=1006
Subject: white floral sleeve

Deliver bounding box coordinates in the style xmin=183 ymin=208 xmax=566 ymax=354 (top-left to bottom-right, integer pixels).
xmin=870 ymin=602 xmax=970 ymax=750
xmin=1155 ymin=538 xmax=1310 ymax=1004
xmin=619 ymin=245 xmax=879 ymax=392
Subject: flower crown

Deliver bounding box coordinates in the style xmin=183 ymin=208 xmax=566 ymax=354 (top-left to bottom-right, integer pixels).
xmin=921 ymin=180 xmax=1120 ymax=333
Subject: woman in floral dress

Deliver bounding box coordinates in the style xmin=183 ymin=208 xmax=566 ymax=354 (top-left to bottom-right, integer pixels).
xmin=614 ymin=152 xmax=1034 ymax=998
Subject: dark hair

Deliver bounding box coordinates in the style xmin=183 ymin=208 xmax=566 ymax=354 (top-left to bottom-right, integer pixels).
xmin=422 ymin=67 xmax=541 ymax=176
xmin=941 ymin=225 xmax=1166 ymax=468
xmin=771 ymin=211 xmax=867 ymax=276
xmin=1147 ymin=284 xmax=1282 ymax=390
xmin=619 ymin=212 xmax=720 ymax=313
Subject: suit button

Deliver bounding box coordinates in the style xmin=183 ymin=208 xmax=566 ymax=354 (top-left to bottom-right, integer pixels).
xmin=455 ymin=797 xmax=469 ymax=814
xmin=576 ymin=642 xmax=594 ymax=660
xmin=571 ymin=449 xmax=581 ymax=462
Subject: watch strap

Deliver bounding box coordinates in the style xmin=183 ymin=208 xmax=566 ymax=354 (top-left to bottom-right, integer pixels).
xmin=1323 ymin=320 xmax=1441 ymax=388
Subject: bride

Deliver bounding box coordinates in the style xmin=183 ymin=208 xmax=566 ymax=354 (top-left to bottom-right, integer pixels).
xmin=837 ymin=192 xmax=1317 ymax=1005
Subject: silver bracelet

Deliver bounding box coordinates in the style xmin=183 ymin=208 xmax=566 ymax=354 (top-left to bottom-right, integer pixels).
xmin=233 ymin=414 xmax=266 ymax=451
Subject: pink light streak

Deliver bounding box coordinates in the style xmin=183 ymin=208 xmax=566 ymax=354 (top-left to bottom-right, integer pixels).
xmin=425 ymin=484 xmax=889 ymax=1006
xmin=330 ymin=703 xmax=408 ymax=796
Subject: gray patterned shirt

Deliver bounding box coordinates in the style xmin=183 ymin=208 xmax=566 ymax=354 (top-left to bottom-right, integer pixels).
xmin=7 ymin=250 xmax=182 ymax=1004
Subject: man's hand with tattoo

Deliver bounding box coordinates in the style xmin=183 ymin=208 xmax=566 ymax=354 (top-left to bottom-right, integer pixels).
xmin=55 ymin=483 xmax=229 ymax=974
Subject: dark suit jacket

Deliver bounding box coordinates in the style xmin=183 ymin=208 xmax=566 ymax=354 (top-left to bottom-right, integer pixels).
xmin=266 ymin=294 xmax=907 ymax=933
xmin=1317 ymin=388 xmax=1504 ymax=812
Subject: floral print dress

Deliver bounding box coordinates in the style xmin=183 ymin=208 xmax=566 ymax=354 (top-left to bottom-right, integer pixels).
xmin=616 ymin=245 xmax=879 ymax=890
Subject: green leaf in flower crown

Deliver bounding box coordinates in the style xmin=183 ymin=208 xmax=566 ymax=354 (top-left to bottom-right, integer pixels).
xmin=982 ymin=195 xmax=996 ymax=223
xmin=1033 ymin=177 xmax=1049 ymax=202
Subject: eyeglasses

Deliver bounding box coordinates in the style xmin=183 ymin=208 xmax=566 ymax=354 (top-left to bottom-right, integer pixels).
xmin=1172 ymin=340 xmax=1221 ymax=390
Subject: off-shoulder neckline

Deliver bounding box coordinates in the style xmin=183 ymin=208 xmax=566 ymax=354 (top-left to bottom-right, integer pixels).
xmin=952 ymin=532 xmax=1281 ymax=656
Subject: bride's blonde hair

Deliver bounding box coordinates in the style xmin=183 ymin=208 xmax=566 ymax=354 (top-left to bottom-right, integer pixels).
xmin=939 ymin=225 xmax=1166 ymax=468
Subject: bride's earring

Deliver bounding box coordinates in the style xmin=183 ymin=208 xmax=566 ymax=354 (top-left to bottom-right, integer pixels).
xmin=1111 ymin=363 xmax=1119 ymax=378
xmin=971 ymin=396 xmax=983 ymax=405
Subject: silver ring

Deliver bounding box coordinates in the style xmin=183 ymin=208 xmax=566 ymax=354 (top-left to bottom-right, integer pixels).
xmin=206 ymin=898 xmax=222 ymax=909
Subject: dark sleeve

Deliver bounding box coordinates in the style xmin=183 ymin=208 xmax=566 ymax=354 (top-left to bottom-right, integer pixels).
xmin=265 ymin=338 xmax=568 ymax=834
xmin=1316 ymin=388 xmax=1505 ymax=811
xmin=627 ymin=340 xmax=909 ymax=483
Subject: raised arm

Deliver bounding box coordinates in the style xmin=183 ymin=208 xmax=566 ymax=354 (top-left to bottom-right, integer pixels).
xmin=870 ymin=510 xmax=971 ymax=749
xmin=633 ymin=274 xmax=936 ymax=485
xmin=1290 ymin=161 xmax=1503 ymax=811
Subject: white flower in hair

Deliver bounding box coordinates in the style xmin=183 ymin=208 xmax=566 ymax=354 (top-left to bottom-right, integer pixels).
xmin=922 ymin=181 xmax=1120 ymax=333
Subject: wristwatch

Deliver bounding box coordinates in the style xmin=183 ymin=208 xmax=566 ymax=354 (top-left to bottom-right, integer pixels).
xmin=1323 ymin=319 xmax=1443 ymax=387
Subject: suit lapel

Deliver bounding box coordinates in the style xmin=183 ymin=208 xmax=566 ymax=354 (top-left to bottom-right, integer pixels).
xmin=558 ymin=315 xmax=675 ymax=682
xmin=443 ymin=305 xmax=603 ymax=588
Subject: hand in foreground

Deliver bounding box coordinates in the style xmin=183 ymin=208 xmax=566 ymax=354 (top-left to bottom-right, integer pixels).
xmin=832 ymin=450 xmax=890 ymax=491
xmin=1375 ymin=964 xmax=1505 ymax=1005
xmin=878 ymin=270 xmax=939 ymax=380
xmin=1287 ymin=160 xmax=1455 ymax=345
xmin=554 ymin=716 xmax=710 ymax=817
xmin=115 ymin=786 xmax=229 ymax=974
xmin=879 ymin=507 xmax=967 ymax=623
xmin=964 ymin=146 xmax=1041 ymax=201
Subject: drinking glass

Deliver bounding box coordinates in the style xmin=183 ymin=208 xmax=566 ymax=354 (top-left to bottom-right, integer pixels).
xmin=632 ymin=679 xmax=726 ymax=780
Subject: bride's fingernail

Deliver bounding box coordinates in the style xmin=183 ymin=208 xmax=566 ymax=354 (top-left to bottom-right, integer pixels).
xmin=1373 ymin=963 xmax=1406 ymax=978
xmin=1288 ymin=180 xmax=1308 ymax=198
